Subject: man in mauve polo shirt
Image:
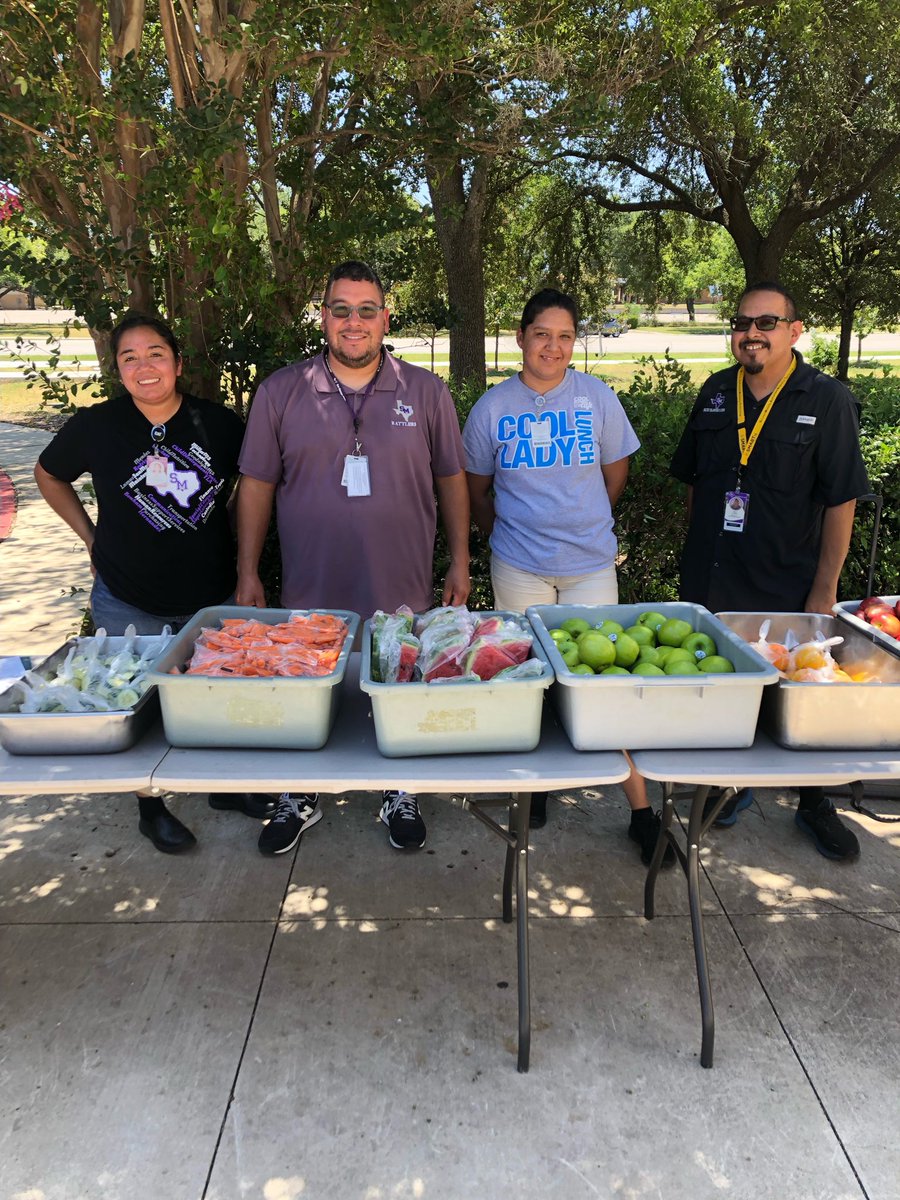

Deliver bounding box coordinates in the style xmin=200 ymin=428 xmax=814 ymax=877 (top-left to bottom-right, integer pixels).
xmin=237 ymin=260 xmax=470 ymax=857
xmin=670 ymin=281 xmax=870 ymax=861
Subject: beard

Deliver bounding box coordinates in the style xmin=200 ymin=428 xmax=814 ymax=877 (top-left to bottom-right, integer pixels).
xmin=327 ymin=340 xmax=381 ymax=371
xmin=742 ymin=360 xmax=764 ymax=375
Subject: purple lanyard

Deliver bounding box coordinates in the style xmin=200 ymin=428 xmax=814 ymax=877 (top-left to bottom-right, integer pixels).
xmin=324 ymin=349 xmax=385 ymax=448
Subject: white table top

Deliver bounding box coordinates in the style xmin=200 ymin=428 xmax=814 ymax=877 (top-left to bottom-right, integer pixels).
xmin=632 ymin=731 xmax=900 ymax=788
xmin=151 ymin=667 xmax=630 ymax=795
xmin=0 ymin=725 xmax=170 ymax=795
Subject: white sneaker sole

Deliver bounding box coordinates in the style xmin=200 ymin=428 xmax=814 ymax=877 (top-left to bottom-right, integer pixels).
xmin=259 ymin=805 xmax=323 ymax=856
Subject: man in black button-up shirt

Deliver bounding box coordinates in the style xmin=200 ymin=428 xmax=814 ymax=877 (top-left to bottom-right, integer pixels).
xmin=669 ymin=282 xmax=870 ymax=860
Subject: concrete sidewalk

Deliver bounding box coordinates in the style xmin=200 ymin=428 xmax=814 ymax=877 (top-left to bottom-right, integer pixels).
xmin=0 ymin=421 xmax=95 ymax=659
xmin=2 ymin=420 xmax=900 ymax=1199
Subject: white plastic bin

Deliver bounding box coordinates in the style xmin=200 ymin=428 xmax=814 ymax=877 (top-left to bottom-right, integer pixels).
xmin=148 ymin=607 xmax=359 ymax=749
xmin=527 ymin=602 xmax=778 ymax=751
xmin=359 ymin=612 xmax=554 ymax=757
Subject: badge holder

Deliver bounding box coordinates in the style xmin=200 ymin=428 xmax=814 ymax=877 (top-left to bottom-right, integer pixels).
xmin=145 ymin=423 xmax=169 ymax=487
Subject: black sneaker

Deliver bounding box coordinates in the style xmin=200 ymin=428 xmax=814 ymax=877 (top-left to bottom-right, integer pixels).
xmin=257 ymin=793 xmax=322 ymax=856
xmin=702 ymin=788 xmax=754 ymax=827
xmin=795 ymin=799 xmax=860 ymax=861
xmin=628 ymin=809 xmax=675 ymax=867
xmin=209 ymin=792 xmax=278 ymax=819
xmin=380 ymin=790 xmax=426 ymax=850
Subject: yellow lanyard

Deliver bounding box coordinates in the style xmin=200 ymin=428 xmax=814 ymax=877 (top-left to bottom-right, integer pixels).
xmin=736 ymin=356 xmax=796 ymax=466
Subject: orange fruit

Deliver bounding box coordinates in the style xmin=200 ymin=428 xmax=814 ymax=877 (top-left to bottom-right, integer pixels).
xmin=794 ymin=646 xmax=827 ymax=670
xmin=767 ymin=642 xmax=790 ymax=671
xmin=787 ymin=667 xmax=821 ymax=682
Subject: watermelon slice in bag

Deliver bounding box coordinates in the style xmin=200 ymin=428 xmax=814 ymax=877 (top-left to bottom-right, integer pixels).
xmin=464 ymin=638 xmax=519 ymax=681
xmin=473 ymin=615 xmax=504 ymax=637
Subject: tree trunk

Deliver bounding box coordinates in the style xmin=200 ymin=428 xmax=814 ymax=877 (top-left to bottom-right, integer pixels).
xmin=424 ymin=155 xmax=488 ymax=391
xmin=837 ymin=301 xmax=854 ymax=381
xmin=494 ymin=326 xmax=499 ymax=371
xmin=686 ymin=295 xmax=695 ymax=321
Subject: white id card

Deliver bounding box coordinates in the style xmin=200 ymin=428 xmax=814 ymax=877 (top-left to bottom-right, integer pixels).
xmin=531 ymin=419 xmax=552 ymax=447
xmin=342 ymin=454 xmax=371 ymax=496
xmin=145 ymin=453 xmax=169 ymax=487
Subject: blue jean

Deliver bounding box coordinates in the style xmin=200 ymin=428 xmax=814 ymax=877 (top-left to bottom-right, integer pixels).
xmin=90 ymin=572 xmax=199 ymax=636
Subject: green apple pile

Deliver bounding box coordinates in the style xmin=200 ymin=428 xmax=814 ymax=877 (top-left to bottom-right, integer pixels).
xmin=547 ymin=612 xmax=737 ymax=677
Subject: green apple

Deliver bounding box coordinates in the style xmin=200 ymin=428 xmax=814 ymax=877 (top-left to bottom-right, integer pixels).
xmin=624 ymin=623 xmax=655 ymax=647
xmin=632 ymin=662 xmax=666 ymax=676
xmin=663 ymin=646 xmax=694 ymax=664
xmin=601 ymin=665 xmax=631 ymax=675
xmin=697 ymin=655 xmax=735 ymax=673
xmin=595 ymin=619 xmax=624 ymax=638
xmin=571 ymin=662 xmax=595 ymax=674
xmin=575 ymin=630 xmax=616 ymax=671
xmin=549 ymin=628 xmax=574 ymax=644
xmin=636 ymin=646 xmax=662 ymax=666
xmin=610 ymin=631 xmax=640 ymax=668
xmin=664 ymin=658 xmax=702 ymax=674
xmin=653 ymin=644 xmax=677 ymax=664
xmin=560 ymin=617 xmax=591 ymax=638
xmin=560 ymin=643 xmax=580 ymax=669
xmin=657 ymin=617 xmax=694 ymax=647
xmin=636 ymin=610 xmax=667 ymax=632
xmin=682 ymin=631 xmax=717 ymax=659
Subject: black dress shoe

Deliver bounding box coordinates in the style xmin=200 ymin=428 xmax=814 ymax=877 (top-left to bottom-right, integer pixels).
xmin=208 ymin=792 xmax=278 ymax=820
xmin=139 ymin=809 xmax=197 ymax=854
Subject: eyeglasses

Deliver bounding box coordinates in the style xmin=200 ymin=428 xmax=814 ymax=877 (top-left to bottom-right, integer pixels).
xmin=729 ymin=314 xmax=793 ymax=332
xmin=324 ymin=302 xmax=384 ymax=321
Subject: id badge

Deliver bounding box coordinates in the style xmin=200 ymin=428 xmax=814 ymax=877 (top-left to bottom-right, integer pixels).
xmin=723 ymin=490 xmax=749 ymax=532
xmin=531 ymin=418 xmax=552 ymax=448
xmin=343 ymin=454 xmax=371 ymax=497
xmin=145 ymin=453 xmax=169 ymax=487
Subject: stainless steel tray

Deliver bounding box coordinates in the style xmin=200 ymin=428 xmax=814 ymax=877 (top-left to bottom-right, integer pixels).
xmin=716 ymin=612 xmax=900 ymax=750
xmin=0 ymin=636 xmax=165 ymax=756
xmin=833 ymin=596 xmax=900 ymax=660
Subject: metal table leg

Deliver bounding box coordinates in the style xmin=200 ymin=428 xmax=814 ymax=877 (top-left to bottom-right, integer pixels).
xmin=463 ymin=792 xmax=532 ymax=1072
xmin=644 ymin=782 xmax=738 ymax=1068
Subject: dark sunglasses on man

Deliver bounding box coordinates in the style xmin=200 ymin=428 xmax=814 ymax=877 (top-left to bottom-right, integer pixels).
xmin=729 ymin=314 xmax=793 ymax=332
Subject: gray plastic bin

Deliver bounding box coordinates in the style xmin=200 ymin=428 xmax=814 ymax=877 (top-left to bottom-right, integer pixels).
xmin=527 ymin=602 xmax=778 ymax=751
xmin=148 ymin=607 xmax=359 ymax=749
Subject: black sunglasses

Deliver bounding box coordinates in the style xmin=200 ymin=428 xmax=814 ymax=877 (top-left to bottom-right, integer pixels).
xmin=729 ymin=314 xmax=793 ymax=332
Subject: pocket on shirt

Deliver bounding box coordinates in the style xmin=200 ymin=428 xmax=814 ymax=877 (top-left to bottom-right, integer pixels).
xmin=753 ymin=428 xmax=818 ymax=493
xmin=690 ymin=412 xmax=734 ymax=476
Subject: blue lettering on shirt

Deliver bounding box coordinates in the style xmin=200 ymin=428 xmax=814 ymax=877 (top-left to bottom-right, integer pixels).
xmin=574 ymin=408 xmax=595 ymax=465
xmin=495 ymin=409 xmax=580 ymax=470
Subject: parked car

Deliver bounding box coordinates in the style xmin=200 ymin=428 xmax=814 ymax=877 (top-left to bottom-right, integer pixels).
xmin=600 ymin=314 xmax=627 ymax=338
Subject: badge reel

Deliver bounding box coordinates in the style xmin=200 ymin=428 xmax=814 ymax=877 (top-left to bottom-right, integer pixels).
xmin=145 ymin=423 xmax=169 ymax=487
xmin=723 ymin=489 xmax=749 ymax=532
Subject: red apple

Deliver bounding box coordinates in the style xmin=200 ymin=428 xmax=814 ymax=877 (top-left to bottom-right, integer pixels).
xmin=895 ymin=599 xmax=900 ymax=620
xmin=857 ymin=595 xmax=890 ymax=616
xmin=868 ymin=610 xmax=900 ymax=638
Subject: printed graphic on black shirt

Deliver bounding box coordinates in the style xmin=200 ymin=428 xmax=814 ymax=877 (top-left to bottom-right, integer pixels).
xmin=123 ymin=439 xmax=224 ymax=533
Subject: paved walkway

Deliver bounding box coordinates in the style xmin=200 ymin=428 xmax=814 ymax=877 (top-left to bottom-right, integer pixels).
xmin=0 ymin=421 xmax=94 ymax=659
xmin=1 ymin=414 xmax=899 ymax=1200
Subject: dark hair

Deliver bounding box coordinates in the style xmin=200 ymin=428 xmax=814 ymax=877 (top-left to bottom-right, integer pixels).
xmin=110 ymin=312 xmax=181 ymax=363
xmin=520 ymin=288 xmax=579 ymax=332
xmin=738 ymin=282 xmax=800 ymax=323
xmin=325 ymin=260 xmax=385 ymax=304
